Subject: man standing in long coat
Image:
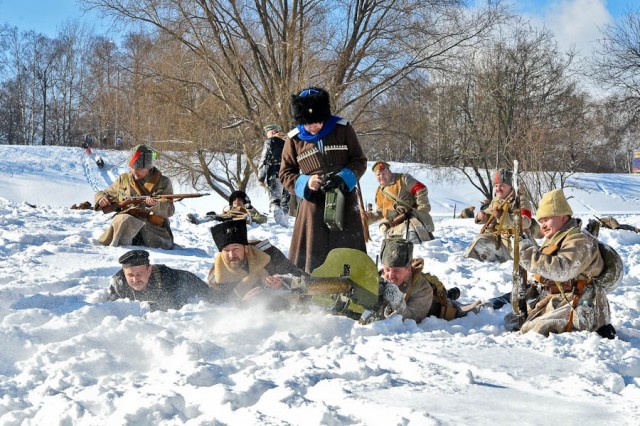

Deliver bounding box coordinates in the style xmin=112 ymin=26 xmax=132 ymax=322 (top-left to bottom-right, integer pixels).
xmin=280 ymin=87 xmax=367 ymax=273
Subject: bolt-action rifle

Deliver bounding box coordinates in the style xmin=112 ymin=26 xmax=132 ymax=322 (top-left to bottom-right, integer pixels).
xmin=100 ymin=193 xmax=209 ymax=214
xmin=510 ymin=160 xmax=528 ymax=327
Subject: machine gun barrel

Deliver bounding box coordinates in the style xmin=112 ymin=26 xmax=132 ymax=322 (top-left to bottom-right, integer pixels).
xmin=282 ymin=276 xmax=354 ymax=296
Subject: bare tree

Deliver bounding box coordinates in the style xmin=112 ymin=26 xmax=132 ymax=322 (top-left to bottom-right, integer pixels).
xmin=81 ymin=0 xmax=506 ymax=194
xmin=592 ymin=10 xmax=640 ymax=120
xmin=590 ymin=9 xmax=640 ymax=172
xmin=415 ymin=22 xmax=589 ymax=202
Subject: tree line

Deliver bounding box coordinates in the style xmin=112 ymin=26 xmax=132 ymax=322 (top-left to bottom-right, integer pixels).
xmin=1 ymin=0 xmax=639 ymax=203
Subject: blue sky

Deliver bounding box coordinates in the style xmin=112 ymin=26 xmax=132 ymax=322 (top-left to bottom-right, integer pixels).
xmin=0 ymin=0 xmax=110 ymax=36
xmin=0 ymin=0 xmax=637 ymax=44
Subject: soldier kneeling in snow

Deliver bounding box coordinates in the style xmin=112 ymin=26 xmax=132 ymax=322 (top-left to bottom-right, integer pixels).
xmin=380 ymin=238 xmax=481 ymax=323
xmin=95 ymin=144 xmax=175 ymax=249
xmin=109 ymin=250 xmax=212 ymax=311
xmin=505 ymin=189 xmax=621 ymax=338
xmin=464 ymin=168 xmax=537 ymax=263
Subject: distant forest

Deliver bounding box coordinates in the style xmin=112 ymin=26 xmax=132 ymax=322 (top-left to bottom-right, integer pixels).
xmin=2 ymin=1 xmax=640 ymax=201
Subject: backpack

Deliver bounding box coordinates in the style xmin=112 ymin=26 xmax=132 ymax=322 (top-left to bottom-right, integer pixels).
xmin=584 ymin=219 xmax=624 ymax=293
xmin=593 ymin=242 xmax=624 ymax=293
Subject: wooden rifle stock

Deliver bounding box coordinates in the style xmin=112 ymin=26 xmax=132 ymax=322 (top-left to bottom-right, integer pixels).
xmin=126 ymin=208 xmax=166 ymax=226
xmin=387 ymin=212 xmax=409 ymax=228
xmin=101 ymin=198 xmax=144 ymax=214
xmin=356 ymin=182 xmax=371 ymax=242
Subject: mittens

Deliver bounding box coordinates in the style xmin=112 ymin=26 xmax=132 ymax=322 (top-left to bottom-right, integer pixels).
xmin=383 ymin=283 xmax=406 ymax=311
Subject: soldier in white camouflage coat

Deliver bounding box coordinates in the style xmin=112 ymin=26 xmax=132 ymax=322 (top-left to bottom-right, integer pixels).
xmin=513 ymin=189 xmax=613 ymax=336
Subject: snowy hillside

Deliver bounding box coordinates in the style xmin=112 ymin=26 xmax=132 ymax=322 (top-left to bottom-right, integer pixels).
xmin=0 ymin=145 xmax=639 ymax=425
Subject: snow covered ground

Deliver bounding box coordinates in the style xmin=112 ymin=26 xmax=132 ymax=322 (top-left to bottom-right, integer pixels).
xmin=0 ymin=145 xmax=639 ymax=425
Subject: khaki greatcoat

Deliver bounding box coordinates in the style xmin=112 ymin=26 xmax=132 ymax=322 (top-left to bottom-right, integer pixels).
xmin=464 ymin=190 xmax=535 ymax=263
xmin=366 ymin=173 xmax=435 ymax=243
xmin=95 ymin=168 xmax=175 ymax=249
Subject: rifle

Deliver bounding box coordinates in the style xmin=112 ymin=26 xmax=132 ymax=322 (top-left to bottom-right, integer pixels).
xmin=356 ymin=182 xmax=371 ymax=242
xmin=387 ymin=211 xmax=409 ymax=228
xmin=510 ymin=160 xmax=528 ymax=327
xmin=479 ymin=196 xmax=509 ymax=234
xmin=126 ymin=208 xmax=165 ymax=226
xmin=101 ymin=193 xmax=209 ymax=214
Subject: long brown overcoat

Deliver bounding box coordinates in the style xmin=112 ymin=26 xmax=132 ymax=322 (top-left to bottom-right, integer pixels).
xmin=279 ymin=121 xmax=367 ymax=273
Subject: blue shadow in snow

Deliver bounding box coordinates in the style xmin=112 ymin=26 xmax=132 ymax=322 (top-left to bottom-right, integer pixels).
xmin=11 ymin=294 xmax=88 ymax=315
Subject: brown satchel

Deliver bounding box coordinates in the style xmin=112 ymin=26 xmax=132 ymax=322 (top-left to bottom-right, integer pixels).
xmin=126 ymin=208 xmax=165 ymax=227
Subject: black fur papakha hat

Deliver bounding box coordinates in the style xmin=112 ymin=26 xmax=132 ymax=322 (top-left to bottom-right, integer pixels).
xmin=291 ymin=87 xmax=331 ymax=125
xmin=118 ymin=250 xmax=150 ymax=268
xmin=210 ymin=220 xmax=248 ymax=251
xmin=380 ymin=238 xmax=413 ymax=268
xmin=228 ymin=190 xmax=250 ymax=207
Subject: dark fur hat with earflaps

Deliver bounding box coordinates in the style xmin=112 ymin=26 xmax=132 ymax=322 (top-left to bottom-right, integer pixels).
xmin=228 ymin=190 xmax=251 ymax=207
xmin=291 ymin=87 xmax=332 ymax=125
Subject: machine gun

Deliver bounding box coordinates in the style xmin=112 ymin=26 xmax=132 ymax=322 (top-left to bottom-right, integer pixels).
xmin=101 ymin=193 xmax=209 ymax=214
xmin=279 ymin=248 xmax=384 ymax=323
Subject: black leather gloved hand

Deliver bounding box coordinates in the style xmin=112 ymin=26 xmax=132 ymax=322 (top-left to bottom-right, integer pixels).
xmin=321 ymin=173 xmax=348 ymax=192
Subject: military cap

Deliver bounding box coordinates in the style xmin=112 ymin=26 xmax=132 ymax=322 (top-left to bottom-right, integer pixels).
xmin=210 ymin=219 xmax=248 ymax=251
xmin=494 ymin=168 xmax=513 ymax=186
xmin=263 ymin=124 xmax=282 ymax=133
xmin=129 ymin=144 xmax=155 ymax=169
xmin=380 ymin=238 xmax=413 ymax=268
xmin=372 ymin=161 xmax=391 ymax=172
xmin=118 ymin=250 xmax=150 ymax=268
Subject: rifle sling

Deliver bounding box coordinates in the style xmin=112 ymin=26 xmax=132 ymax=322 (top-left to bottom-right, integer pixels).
xmin=130 ymin=169 xmax=162 ymax=197
xmin=381 ymin=186 xmax=414 ymax=213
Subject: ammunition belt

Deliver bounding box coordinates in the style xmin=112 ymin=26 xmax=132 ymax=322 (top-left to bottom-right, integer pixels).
xmin=535 ymin=275 xmax=589 ymax=295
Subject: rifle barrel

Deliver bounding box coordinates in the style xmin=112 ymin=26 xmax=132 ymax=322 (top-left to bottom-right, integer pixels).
xmin=160 ymin=193 xmax=209 ymax=198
